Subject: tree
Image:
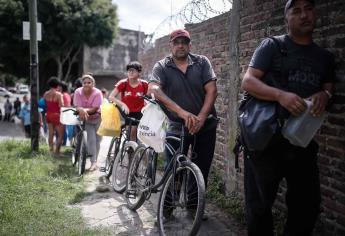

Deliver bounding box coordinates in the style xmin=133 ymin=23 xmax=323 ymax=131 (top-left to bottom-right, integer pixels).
xmin=0 ymin=0 xmax=118 ymax=82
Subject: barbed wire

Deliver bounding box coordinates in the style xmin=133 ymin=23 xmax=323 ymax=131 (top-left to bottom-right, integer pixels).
xmin=143 ymin=0 xmax=232 ymax=47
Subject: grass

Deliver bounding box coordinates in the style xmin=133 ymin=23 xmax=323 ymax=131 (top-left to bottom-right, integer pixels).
xmin=206 ymin=170 xmax=246 ymax=225
xmin=0 ymin=140 xmax=112 ymax=236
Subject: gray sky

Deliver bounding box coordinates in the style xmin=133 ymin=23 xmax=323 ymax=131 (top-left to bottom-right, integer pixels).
xmin=112 ymin=0 xmax=232 ymax=37
xmin=112 ymin=0 xmax=189 ymax=34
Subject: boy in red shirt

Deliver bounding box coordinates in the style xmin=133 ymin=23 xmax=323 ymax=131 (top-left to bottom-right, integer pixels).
xmin=109 ymin=61 xmax=148 ymax=139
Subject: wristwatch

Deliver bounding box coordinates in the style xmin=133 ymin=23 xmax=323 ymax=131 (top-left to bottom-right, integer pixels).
xmin=323 ymin=89 xmax=333 ymax=99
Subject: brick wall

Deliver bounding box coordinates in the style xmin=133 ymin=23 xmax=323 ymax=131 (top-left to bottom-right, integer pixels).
xmin=139 ymin=0 xmax=345 ymax=233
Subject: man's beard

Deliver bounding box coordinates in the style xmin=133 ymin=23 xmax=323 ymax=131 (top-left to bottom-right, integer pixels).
xmin=174 ymin=50 xmax=188 ymax=60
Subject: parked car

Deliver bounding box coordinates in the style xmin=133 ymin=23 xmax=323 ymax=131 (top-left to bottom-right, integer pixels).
xmin=17 ymin=84 xmax=29 ymax=94
xmin=0 ymin=87 xmax=13 ymax=97
xmin=7 ymin=87 xmax=17 ymax=93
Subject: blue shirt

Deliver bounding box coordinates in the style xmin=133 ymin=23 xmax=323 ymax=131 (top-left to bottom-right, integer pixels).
xmin=19 ymin=102 xmax=31 ymax=126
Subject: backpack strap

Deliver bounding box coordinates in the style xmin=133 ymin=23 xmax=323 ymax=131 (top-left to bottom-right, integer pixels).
xmin=269 ymin=36 xmax=287 ymax=56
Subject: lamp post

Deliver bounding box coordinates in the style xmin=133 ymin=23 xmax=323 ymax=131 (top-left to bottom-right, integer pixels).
xmin=28 ymin=0 xmax=39 ymax=151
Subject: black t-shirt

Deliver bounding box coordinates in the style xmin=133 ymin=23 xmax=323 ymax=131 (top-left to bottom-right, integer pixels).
xmin=249 ymin=35 xmax=335 ymax=99
xmin=150 ymin=53 xmax=217 ymax=122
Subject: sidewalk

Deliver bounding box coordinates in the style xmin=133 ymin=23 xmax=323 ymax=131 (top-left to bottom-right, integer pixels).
xmin=74 ymin=137 xmax=246 ymax=236
xmin=0 ymin=119 xmax=26 ymax=141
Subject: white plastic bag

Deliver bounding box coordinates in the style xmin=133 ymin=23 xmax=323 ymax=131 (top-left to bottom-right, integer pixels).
xmin=137 ymin=102 xmax=168 ymax=153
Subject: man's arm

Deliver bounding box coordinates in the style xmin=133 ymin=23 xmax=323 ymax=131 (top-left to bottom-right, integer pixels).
xmin=309 ymin=83 xmax=333 ymax=116
xmin=242 ymin=67 xmax=307 ymax=116
xmin=148 ymin=82 xmax=199 ymax=134
xmin=192 ymin=80 xmax=217 ymax=134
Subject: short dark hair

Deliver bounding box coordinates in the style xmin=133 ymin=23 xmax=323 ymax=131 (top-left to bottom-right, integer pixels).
xmin=59 ymin=81 xmax=68 ymax=93
xmin=126 ymin=61 xmax=142 ymax=72
xmin=74 ymin=78 xmax=83 ymax=88
xmin=47 ymin=76 xmax=60 ymax=88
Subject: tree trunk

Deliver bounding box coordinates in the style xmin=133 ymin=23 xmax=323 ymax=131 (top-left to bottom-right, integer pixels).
xmin=55 ymin=57 xmax=63 ymax=80
xmin=62 ymin=45 xmax=82 ymax=82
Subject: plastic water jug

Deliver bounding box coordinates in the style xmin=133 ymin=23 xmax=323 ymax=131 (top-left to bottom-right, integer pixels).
xmin=282 ymin=100 xmax=325 ymax=147
xmin=60 ymin=107 xmax=80 ymax=125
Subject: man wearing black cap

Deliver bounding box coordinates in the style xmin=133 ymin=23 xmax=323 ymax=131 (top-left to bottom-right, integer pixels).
xmin=148 ymin=29 xmax=218 ymax=219
xmin=241 ymin=0 xmax=335 ymax=235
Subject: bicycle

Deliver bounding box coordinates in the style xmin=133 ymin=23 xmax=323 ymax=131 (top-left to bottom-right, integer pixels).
xmin=99 ymin=103 xmax=140 ymax=193
xmin=125 ymin=98 xmax=206 ymax=236
xmin=61 ymin=107 xmax=89 ymax=176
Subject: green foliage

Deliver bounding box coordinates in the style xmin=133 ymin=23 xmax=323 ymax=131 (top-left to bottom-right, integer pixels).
xmin=207 ymin=171 xmax=246 ymax=224
xmin=0 ymin=140 xmax=112 ymax=235
xmin=207 ymin=171 xmax=286 ymax=235
xmin=0 ymin=0 xmax=118 ymax=80
xmin=0 ymin=0 xmax=29 ymax=77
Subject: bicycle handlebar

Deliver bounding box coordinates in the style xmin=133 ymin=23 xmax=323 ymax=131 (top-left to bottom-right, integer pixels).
xmin=62 ymin=107 xmax=100 ymax=116
xmin=110 ymin=102 xmax=140 ymax=124
xmin=61 ymin=108 xmax=79 ymax=116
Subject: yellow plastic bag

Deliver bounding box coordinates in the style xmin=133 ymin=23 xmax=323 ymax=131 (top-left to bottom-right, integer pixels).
xmin=97 ymin=103 xmax=121 ymax=137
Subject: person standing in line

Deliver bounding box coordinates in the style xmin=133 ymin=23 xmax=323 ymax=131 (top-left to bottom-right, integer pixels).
xmin=3 ymin=98 xmax=12 ymax=122
xmin=241 ymin=1 xmax=335 ymax=235
xmin=109 ymin=61 xmax=148 ymax=140
xmin=71 ymin=78 xmax=83 ymax=106
xmin=58 ymin=81 xmax=72 ymax=146
xmin=73 ymin=74 xmax=103 ymax=171
xmin=43 ymin=77 xmax=65 ymax=155
xmin=148 ymin=29 xmax=218 ymax=220
xmin=13 ymin=97 xmax=21 ymax=116
xmin=101 ymin=88 xmax=109 ymax=104
xmin=18 ymin=95 xmax=31 ymax=137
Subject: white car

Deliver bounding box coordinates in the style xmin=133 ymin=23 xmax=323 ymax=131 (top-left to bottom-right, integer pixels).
xmin=0 ymin=87 xmax=13 ymax=97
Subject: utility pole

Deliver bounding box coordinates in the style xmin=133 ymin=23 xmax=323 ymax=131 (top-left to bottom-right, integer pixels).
xmin=28 ymin=0 xmax=39 ymax=151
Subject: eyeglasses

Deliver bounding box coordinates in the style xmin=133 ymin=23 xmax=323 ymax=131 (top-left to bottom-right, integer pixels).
xmin=127 ymin=68 xmax=138 ymax=73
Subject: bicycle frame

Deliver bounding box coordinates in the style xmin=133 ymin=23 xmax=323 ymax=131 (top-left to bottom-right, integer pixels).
xmin=134 ymin=126 xmax=188 ymax=195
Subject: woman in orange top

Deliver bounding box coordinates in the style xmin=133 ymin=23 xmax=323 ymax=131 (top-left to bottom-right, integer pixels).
xmin=43 ymin=77 xmax=64 ymax=155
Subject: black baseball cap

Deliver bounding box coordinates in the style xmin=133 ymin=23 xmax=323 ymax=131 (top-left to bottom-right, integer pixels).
xmin=285 ymin=0 xmax=315 ymax=16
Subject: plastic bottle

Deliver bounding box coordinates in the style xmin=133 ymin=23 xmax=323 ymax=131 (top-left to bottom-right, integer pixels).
xmin=282 ymin=100 xmax=326 ymax=147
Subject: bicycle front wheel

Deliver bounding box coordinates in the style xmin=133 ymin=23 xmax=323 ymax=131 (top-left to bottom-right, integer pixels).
xmin=77 ymin=131 xmax=87 ymax=176
xmin=157 ymin=159 xmax=205 ymax=236
xmin=126 ymin=145 xmax=155 ymax=210
xmin=104 ymin=137 xmax=120 ymax=178
xmin=71 ymin=130 xmax=82 ymax=166
xmin=111 ymin=141 xmax=138 ymax=193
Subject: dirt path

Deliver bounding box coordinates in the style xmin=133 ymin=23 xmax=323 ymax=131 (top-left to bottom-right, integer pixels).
xmin=74 ymin=137 xmax=246 ymax=236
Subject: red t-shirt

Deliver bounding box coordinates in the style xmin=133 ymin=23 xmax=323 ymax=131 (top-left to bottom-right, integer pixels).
xmin=115 ymin=78 xmax=148 ymax=112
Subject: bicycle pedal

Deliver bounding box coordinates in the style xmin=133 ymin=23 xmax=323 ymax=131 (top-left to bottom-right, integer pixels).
xmin=99 ymin=167 xmax=106 ymax=172
xmin=125 ymin=189 xmax=136 ymax=199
